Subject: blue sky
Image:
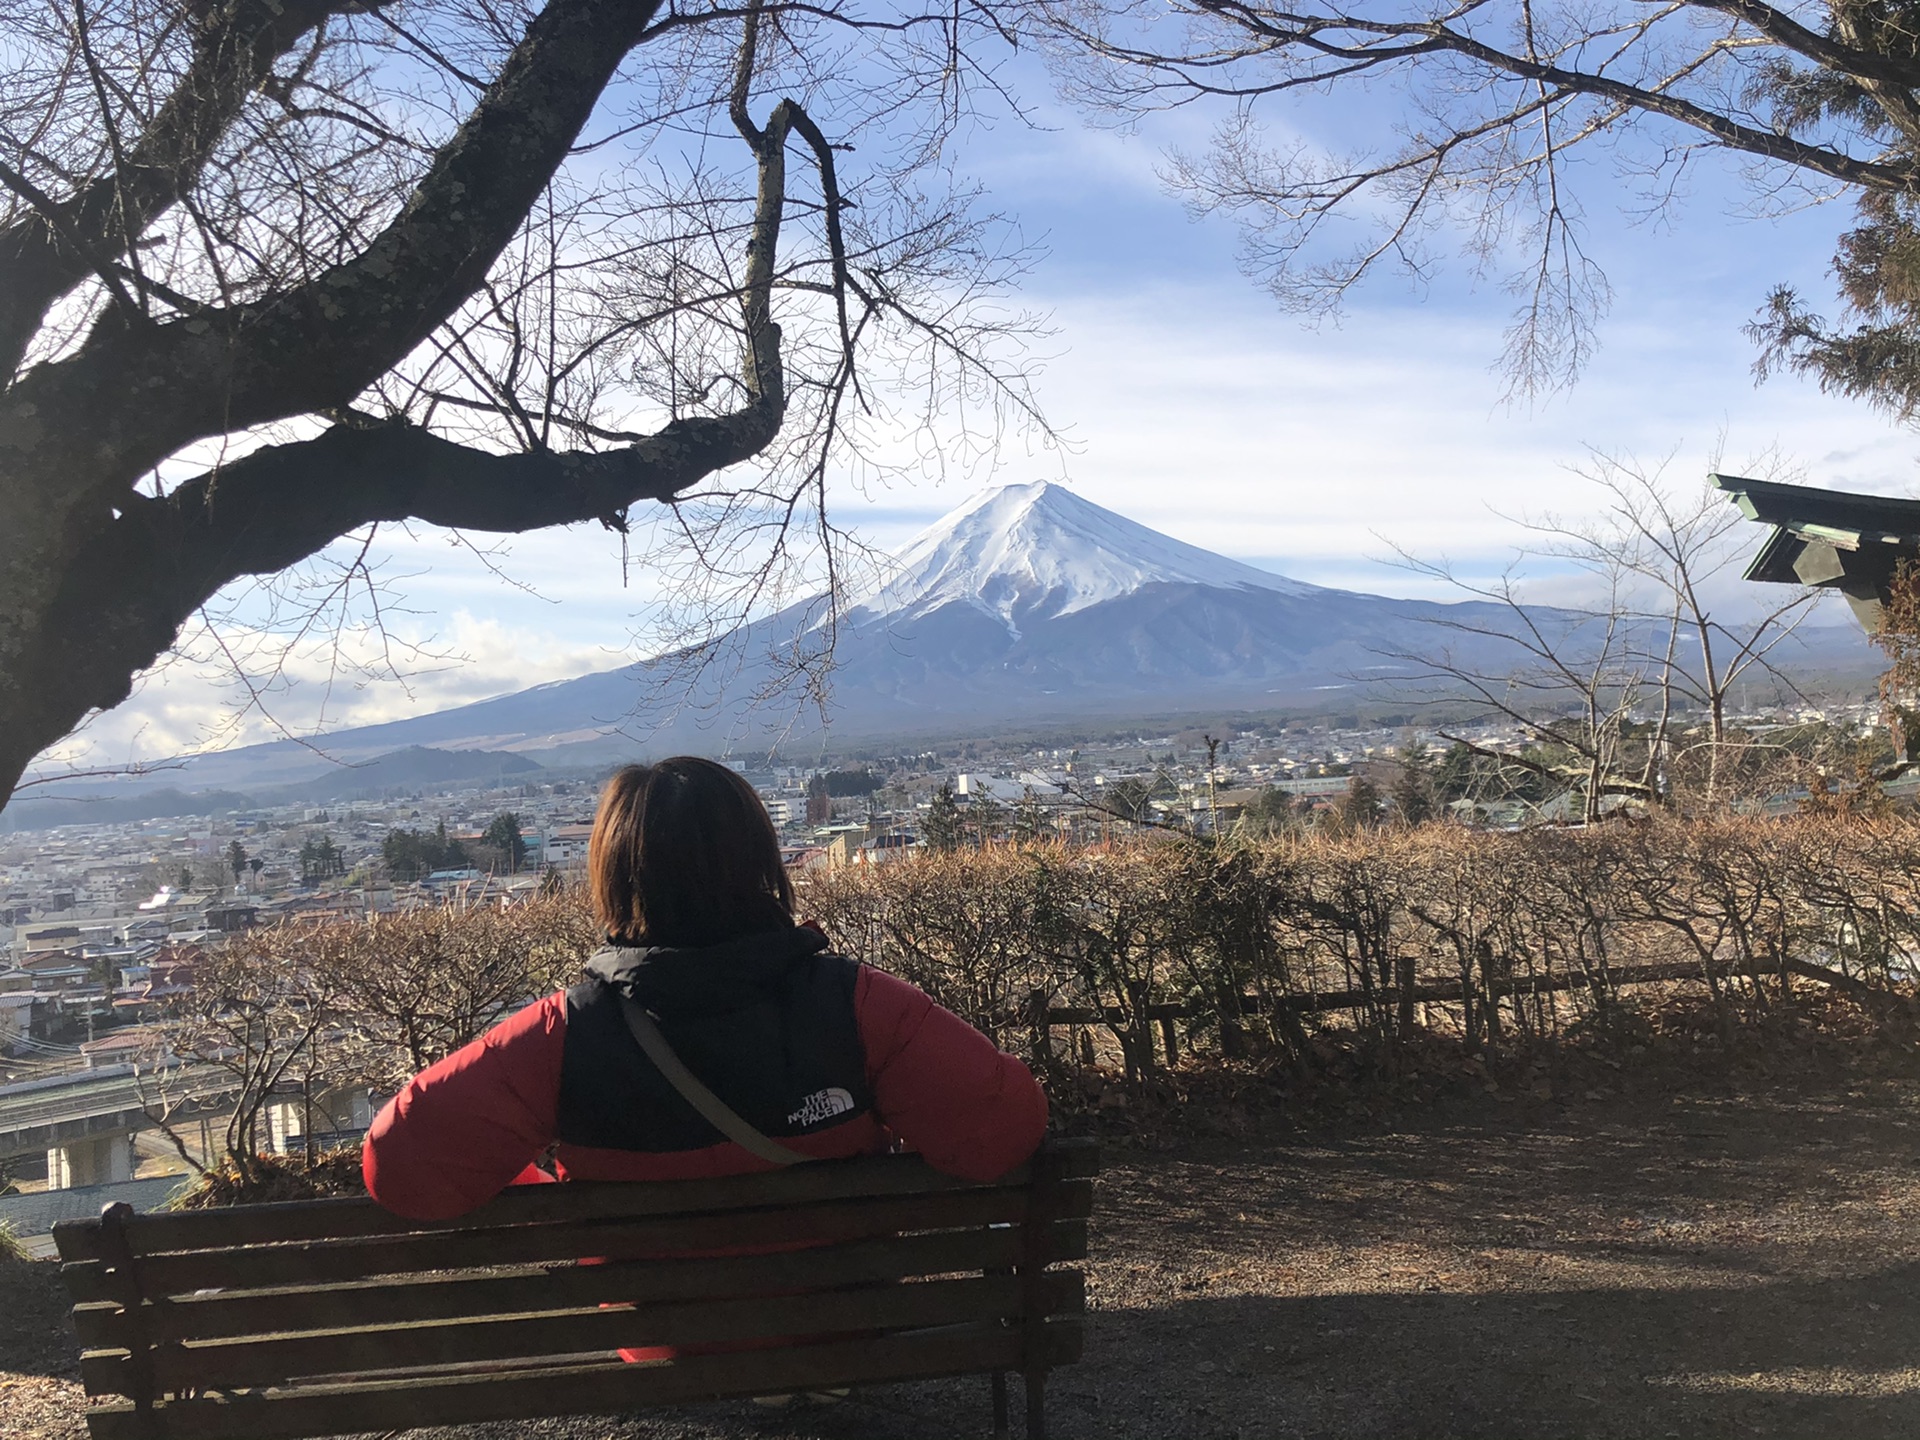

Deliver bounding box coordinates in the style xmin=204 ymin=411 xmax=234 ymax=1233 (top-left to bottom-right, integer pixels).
xmin=44 ymin=57 xmax=1920 ymax=769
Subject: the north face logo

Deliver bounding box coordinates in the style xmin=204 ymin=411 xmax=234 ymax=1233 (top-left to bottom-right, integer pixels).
xmin=787 ymin=1086 xmax=857 ymax=1128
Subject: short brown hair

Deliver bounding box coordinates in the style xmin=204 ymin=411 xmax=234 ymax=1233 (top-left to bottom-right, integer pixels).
xmin=587 ymin=757 xmax=795 ymax=948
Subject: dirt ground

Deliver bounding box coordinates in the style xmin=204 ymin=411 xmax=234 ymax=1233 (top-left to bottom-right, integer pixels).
xmin=10 ymin=1075 xmax=1920 ymax=1440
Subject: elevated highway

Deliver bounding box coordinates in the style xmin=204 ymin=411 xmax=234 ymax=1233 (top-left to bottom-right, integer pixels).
xmin=0 ymin=1063 xmax=235 ymax=1185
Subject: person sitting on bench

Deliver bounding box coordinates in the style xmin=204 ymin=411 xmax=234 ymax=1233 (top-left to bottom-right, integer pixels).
xmin=361 ymin=756 xmax=1049 ymax=1223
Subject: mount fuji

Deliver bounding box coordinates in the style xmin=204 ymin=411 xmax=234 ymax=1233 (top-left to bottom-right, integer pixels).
xmin=850 ymin=482 xmax=1324 ymax=636
xmin=805 ymin=481 xmax=1407 ymax=721
xmin=15 ymin=482 xmax=1882 ymax=801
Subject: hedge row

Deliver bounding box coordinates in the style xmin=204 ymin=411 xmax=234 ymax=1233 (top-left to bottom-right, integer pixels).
xmin=168 ymin=817 xmax=1920 ymax=1173
xmin=803 ymin=817 xmax=1920 ymax=1074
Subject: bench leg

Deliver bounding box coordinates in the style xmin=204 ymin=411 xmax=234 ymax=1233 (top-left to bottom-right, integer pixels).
xmin=1025 ymin=1369 xmax=1046 ymax=1440
xmin=992 ymin=1371 xmax=1010 ymax=1439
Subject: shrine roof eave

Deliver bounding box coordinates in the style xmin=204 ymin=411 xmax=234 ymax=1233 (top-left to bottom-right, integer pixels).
xmin=1712 ymin=472 xmax=1920 ymax=535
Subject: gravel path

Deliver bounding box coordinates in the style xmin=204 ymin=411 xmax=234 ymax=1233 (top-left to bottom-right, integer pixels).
xmin=10 ymin=1077 xmax=1920 ymax=1439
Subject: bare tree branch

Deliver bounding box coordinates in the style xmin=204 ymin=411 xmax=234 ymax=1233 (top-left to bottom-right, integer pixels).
xmin=0 ymin=0 xmax=374 ymax=376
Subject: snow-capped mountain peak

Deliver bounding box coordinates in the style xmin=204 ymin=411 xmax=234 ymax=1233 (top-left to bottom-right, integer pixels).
xmin=848 ymin=481 xmax=1320 ymax=636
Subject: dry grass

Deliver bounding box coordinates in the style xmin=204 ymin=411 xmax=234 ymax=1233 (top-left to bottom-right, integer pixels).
xmin=164 ymin=1143 xmax=366 ymax=1209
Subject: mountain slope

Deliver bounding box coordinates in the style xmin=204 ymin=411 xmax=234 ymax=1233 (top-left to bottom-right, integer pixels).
xmin=15 ymin=482 xmax=1885 ymax=800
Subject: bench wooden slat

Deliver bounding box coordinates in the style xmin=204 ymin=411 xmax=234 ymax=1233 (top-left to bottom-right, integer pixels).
xmin=61 ymin=1184 xmax=1091 ymax=1301
xmin=1031 ymin=1139 xmax=1101 ymax=1178
xmin=53 ymin=1142 xmax=1102 ymax=1261
xmin=74 ymin=1219 xmax=1090 ymax=1349
xmin=82 ymin=1317 xmax=1084 ymax=1440
xmin=80 ymin=1270 xmax=1084 ymax=1395
xmin=56 ymin=1163 xmax=986 ymax=1261
xmin=75 ymin=1226 xmax=1034 ymax=1347
xmin=70 ymin=1304 xmax=125 ymax=1349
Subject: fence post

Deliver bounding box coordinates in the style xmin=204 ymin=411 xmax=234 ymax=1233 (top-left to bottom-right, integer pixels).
xmin=1216 ymin=985 xmax=1247 ymax=1059
xmin=1123 ymin=980 xmax=1154 ymax=1079
xmin=1157 ymin=1013 xmax=1180 ymax=1068
xmin=1026 ymin=989 xmax=1052 ymax=1070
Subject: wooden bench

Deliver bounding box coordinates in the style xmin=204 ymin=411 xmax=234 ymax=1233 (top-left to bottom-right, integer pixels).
xmin=53 ymin=1139 xmax=1097 ymax=1440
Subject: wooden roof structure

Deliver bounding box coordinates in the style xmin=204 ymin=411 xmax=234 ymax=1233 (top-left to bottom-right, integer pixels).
xmin=1712 ymin=473 xmax=1920 ymax=632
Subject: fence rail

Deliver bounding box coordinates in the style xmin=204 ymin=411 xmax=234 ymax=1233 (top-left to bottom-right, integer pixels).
xmin=1031 ymin=956 xmax=1895 ymax=1067
xmin=1037 ymin=956 xmax=1890 ymax=1027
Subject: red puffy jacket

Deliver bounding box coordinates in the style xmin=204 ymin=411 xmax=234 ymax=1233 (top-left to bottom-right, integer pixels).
xmin=362 ymin=943 xmax=1047 ymax=1221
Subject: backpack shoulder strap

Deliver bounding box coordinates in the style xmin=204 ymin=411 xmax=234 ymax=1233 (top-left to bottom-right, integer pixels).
xmin=617 ymin=995 xmax=815 ymax=1166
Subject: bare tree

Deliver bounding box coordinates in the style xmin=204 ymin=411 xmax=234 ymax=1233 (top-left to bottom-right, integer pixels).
xmin=1381 ymin=463 xmax=1820 ymax=817
xmin=1383 ymin=546 xmax=1662 ymax=822
xmin=158 ymin=924 xmax=356 ymax=1179
xmin=1535 ymin=454 xmax=1824 ymax=798
xmin=1036 ymin=0 xmax=1920 ymax=392
xmin=0 ymin=0 xmax=1046 ymax=803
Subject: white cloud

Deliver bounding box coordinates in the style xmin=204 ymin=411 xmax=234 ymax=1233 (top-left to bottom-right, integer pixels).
xmin=840 ymin=277 xmax=1920 ymax=589
xmin=38 ymin=613 xmax=621 ymax=773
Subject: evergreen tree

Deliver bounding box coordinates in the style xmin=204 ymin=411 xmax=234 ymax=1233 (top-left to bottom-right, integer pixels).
xmin=1237 ymin=786 xmax=1304 ymax=837
xmin=805 ymin=773 xmax=832 ymax=826
xmin=381 ymin=830 xmax=417 ymax=882
xmin=1011 ymin=788 xmax=1051 ymax=844
xmin=1392 ymin=745 xmax=1436 ymax=825
xmin=824 ymin=768 xmax=881 ymax=797
xmin=1755 ymin=193 xmax=1920 ymax=420
xmin=300 ymin=834 xmax=345 ymax=884
xmin=1335 ymin=776 xmax=1385 ymax=830
xmin=1103 ymin=770 xmax=1177 ymax=828
xmin=1104 ymin=778 xmax=1154 ymax=826
xmin=380 ymin=825 xmax=469 ymax=882
xmin=922 ymin=783 xmax=964 ymax=852
xmin=1432 ymin=742 xmax=1477 ymax=803
xmin=971 ymin=793 xmax=1007 ymax=845
xmin=226 ymin=839 xmax=248 ymax=888
xmin=481 ymin=813 xmax=528 ymax=872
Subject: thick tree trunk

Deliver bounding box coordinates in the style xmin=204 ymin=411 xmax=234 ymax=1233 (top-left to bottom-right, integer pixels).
xmin=0 ymin=483 xmax=117 ymax=798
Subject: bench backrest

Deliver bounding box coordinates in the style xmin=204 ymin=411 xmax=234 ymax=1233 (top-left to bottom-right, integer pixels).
xmin=54 ymin=1139 xmax=1096 ymax=1440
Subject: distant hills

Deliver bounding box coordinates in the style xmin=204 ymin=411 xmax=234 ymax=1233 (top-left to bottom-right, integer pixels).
xmin=279 ymin=745 xmax=543 ymax=802
xmin=3 ymin=747 xmax=544 ymax=829
xmin=5 ymin=482 xmax=1885 ymax=825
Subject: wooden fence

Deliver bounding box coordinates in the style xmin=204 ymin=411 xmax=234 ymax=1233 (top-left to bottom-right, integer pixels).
xmin=1036 ymin=956 xmax=1890 ymax=1069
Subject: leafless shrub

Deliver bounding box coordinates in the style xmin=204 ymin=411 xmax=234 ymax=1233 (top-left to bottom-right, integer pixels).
xmin=803 ymin=815 xmax=1920 ymax=1085
xmin=332 ymin=894 xmax=598 ymax=1090
xmin=158 ymin=890 xmax=598 ymax=1176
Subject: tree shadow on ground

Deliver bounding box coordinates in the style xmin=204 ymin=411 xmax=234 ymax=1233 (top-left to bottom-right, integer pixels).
xmin=554 ymin=1264 xmax=1920 ymax=1440
xmin=23 ymin=1083 xmax=1920 ymax=1439
xmin=1099 ymin=1088 xmax=1920 ymax=1252
xmin=0 ymin=1258 xmax=82 ymax=1381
